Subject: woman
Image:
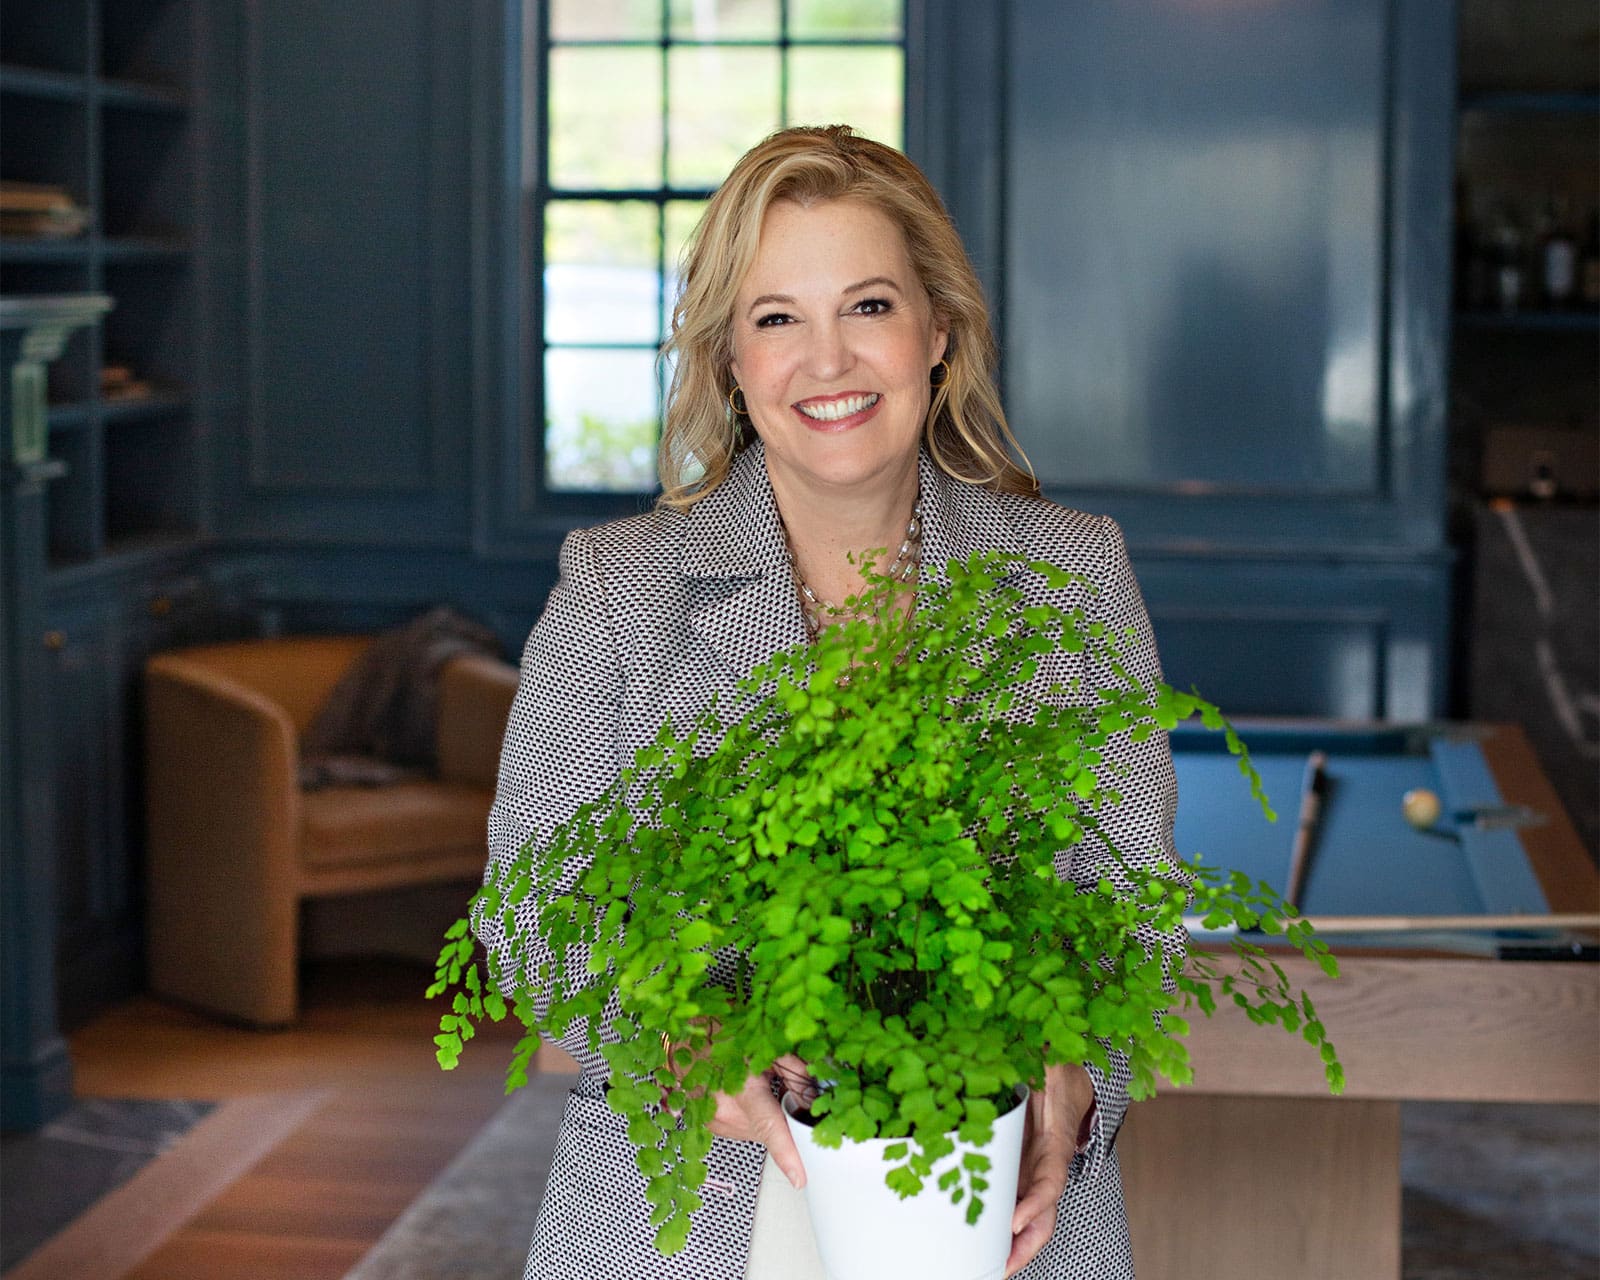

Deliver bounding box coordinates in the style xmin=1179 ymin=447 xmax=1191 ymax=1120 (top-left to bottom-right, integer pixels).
xmin=481 ymin=125 xmax=1180 ymax=1280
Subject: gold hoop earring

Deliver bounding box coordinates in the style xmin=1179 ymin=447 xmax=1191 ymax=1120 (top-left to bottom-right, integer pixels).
xmin=930 ymin=359 xmax=951 ymax=388
xmin=728 ymin=385 xmax=749 ymax=416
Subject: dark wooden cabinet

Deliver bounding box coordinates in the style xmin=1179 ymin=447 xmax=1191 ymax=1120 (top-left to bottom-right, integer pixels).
xmin=45 ymin=602 xmax=130 ymax=1030
xmin=2 ymin=0 xmax=212 ymax=1124
xmin=43 ymin=569 xmax=240 ymax=1031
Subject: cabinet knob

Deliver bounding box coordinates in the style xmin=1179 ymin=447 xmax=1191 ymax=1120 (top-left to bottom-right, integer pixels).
xmin=149 ymin=595 xmax=173 ymax=617
xmin=43 ymin=631 xmax=65 ymax=650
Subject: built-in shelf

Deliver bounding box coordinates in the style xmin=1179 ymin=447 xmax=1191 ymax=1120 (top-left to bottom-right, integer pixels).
xmin=0 ymin=0 xmax=202 ymax=571
xmin=0 ymin=238 xmax=92 ymax=263
xmin=101 ymin=390 xmax=190 ymax=421
xmin=1458 ymin=90 xmax=1600 ymax=115
xmin=1455 ymin=310 xmax=1600 ymax=333
xmin=0 ymin=62 xmax=90 ymax=102
xmin=1449 ymin=0 xmax=1600 ymax=525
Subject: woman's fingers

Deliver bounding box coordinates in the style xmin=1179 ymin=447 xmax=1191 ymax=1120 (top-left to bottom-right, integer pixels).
xmin=1006 ymin=1156 xmax=1066 ymax=1275
xmin=737 ymin=1069 xmax=808 ymax=1188
xmin=1004 ymin=1092 xmax=1072 ymax=1277
xmin=705 ymin=1065 xmax=811 ymax=1189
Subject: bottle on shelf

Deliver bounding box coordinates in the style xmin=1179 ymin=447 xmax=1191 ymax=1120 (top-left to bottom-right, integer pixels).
xmin=1490 ymin=207 xmax=1524 ymax=315
xmin=1535 ymin=193 xmax=1577 ymax=310
xmin=1453 ymin=176 xmax=1485 ymax=312
xmin=1461 ymin=189 xmax=1496 ymax=312
xmin=1580 ymin=208 xmax=1600 ymax=312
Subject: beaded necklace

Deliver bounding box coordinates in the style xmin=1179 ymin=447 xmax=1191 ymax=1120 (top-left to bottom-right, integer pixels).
xmin=782 ymin=500 xmax=923 ymax=641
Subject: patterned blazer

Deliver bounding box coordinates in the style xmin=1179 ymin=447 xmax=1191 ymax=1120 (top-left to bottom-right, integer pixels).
xmin=481 ymin=440 xmax=1180 ymax=1280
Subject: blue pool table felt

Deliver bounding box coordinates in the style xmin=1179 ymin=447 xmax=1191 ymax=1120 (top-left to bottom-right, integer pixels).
xmin=1168 ymin=723 xmax=1552 ymax=939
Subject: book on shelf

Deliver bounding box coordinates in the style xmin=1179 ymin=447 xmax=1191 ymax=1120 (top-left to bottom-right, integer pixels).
xmin=101 ymin=364 xmax=156 ymax=402
xmin=0 ymin=181 xmax=91 ymax=240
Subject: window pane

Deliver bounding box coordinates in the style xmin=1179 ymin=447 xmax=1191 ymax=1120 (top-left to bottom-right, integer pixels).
xmin=667 ymin=46 xmax=780 ymax=188
xmin=668 ymin=0 xmax=780 ymax=40
xmin=550 ymin=48 xmax=664 ymax=189
xmin=785 ymin=46 xmax=903 ymax=147
xmin=546 ymin=201 xmax=660 ymax=344
xmin=551 ymin=0 xmax=662 ymax=41
xmin=788 ymin=0 xmax=901 ymax=40
xmin=545 ymin=348 xmax=661 ymax=491
xmin=662 ymin=199 xmax=707 ymax=335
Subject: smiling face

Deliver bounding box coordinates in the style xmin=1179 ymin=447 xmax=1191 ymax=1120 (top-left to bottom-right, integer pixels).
xmin=728 ymin=198 xmax=948 ymax=503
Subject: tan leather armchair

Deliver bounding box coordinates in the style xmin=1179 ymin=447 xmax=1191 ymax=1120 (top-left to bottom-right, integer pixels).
xmin=143 ymin=635 xmax=519 ymax=1026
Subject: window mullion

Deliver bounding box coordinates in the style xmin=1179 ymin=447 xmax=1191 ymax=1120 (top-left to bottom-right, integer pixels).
xmin=779 ymin=0 xmax=790 ymax=127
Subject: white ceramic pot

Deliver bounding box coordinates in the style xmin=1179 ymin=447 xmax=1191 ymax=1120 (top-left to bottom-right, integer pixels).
xmin=781 ymin=1085 xmax=1028 ymax=1280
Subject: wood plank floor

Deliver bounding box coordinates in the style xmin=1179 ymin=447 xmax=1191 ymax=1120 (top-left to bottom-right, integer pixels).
xmin=60 ymin=957 xmax=569 ymax=1280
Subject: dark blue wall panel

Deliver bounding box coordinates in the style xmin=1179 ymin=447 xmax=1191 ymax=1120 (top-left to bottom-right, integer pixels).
xmin=921 ymin=0 xmax=1458 ymax=719
xmin=1141 ymin=555 xmax=1452 ymax=720
xmin=213 ymin=0 xmax=474 ymax=545
xmin=1007 ymin=0 xmax=1389 ymax=497
xmin=252 ymin=1 xmax=432 ymax=490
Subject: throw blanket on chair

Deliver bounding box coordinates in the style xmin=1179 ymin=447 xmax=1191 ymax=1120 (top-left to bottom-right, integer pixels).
xmin=299 ymin=606 xmax=503 ymax=790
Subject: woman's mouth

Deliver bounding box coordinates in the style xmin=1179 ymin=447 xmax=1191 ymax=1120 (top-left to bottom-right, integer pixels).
xmin=793 ymin=392 xmax=881 ymax=428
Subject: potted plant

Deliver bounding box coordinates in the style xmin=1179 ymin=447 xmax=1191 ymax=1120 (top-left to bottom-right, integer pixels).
xmin=430 ymin=550 xmax=1342 ymax=1275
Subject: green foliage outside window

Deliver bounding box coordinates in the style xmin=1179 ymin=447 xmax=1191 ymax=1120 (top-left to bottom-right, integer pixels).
xmin=542 ymin=0 xmax=906 ymax=492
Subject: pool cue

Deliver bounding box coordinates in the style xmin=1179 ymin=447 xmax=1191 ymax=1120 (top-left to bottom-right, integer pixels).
xmin=1279 ymin=911 xmax=1600 ymax=935
xmin=1184 ymin=912 xmax=1600 ymax=935
xmin=1284 ymin=750 xmax=1328 ymax=912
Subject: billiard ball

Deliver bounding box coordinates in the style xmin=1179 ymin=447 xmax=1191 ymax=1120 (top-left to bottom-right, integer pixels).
xmin=1402 ymin=788 xmax=1442 ymax=830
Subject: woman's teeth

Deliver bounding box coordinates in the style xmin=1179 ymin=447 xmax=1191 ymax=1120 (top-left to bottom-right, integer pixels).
xmin=797 ymin=393 xmax=879 ymax=422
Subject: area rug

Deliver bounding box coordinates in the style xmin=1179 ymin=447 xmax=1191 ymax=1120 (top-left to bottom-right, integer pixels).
xmin=1 ymin=1097 xmax=214 ymax=1272
xmin=342 ymin=1071 xmax=574 ymax=1280
xmin=346 ymin=1087 xmax=1600 ymax=1280
xmin=2 ymin=1089 xmax=330 ymax=1280
xmin=1402 ymin=1101 xmax=1600 ymax=1280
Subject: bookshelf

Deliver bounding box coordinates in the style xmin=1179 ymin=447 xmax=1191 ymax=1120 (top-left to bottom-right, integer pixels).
xmin=0 ymin=0 xmax=202 ymax=572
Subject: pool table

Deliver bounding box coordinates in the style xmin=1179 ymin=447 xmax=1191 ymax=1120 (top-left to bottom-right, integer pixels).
xmin=1117 ymin=719 xmax=1599 ymax=1280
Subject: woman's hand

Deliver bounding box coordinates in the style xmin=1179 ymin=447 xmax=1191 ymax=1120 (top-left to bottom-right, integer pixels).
xmin=707 ymin=1054 xmax=816 ymax=1189
xmin=1004 ymin=1063 xmax=1095 ymax=1278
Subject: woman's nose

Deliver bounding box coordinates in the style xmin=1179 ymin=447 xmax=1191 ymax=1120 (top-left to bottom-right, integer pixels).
xmin=802 ymin=317 xmax=852 ymax=380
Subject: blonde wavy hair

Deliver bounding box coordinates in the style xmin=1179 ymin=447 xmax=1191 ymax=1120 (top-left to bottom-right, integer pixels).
xmin=658 ymin=124 xmax=1037 ymax=509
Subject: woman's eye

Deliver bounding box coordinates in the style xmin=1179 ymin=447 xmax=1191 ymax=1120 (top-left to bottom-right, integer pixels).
xmin=853 ymin=297 xmax=893 ymax=315
xmin=754 ymin=312 xmax=792 ymax=328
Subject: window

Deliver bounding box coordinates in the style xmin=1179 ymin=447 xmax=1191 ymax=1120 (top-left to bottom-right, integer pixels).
xmin=538 ymin=0 xmax=907 ymax=493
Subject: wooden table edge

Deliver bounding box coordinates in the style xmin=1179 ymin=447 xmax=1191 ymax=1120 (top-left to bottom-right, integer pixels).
xmin=1478 ymin=720 xmax=1599 ymax=915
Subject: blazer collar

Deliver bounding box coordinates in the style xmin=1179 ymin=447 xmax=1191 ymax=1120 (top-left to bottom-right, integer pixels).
xmin=681 ymin=440 xmax=791 ymax=581
xmin=679 ymin=440 xmax=1029 ymax=677
xmin=915 ymin=449 xmax=1026 ymax=585
xmin=681 ymin=442 xmax=807 ymax=673
xmin=681 ymin=440 xmax=1027 ymax=581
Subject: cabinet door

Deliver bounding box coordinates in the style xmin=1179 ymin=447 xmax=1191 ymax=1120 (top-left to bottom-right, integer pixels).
xmin=45 ymin=602 xmax=138 ymax=1030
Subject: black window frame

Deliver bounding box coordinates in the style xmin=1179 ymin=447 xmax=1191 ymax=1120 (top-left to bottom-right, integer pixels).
xmin=508 ymin=0 xmax=922 ymax=532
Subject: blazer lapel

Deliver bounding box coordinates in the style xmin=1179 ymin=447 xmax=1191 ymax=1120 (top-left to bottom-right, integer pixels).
xmin=681 ymin=442 xmax=808 ymax=680
xmin=914 ymin=451 xmax=1026 ymax=587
